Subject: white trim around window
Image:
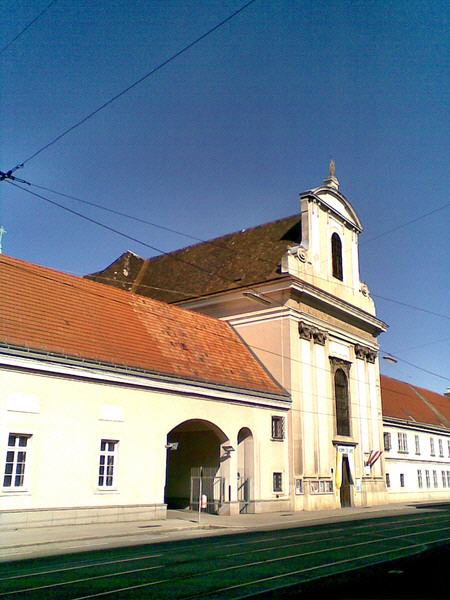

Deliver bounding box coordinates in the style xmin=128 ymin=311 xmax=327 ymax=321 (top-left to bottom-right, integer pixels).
xmin=2 ymin=433 xmax=32 ymax=491
xmin=98 ymin=439 xmax=119 ymax=490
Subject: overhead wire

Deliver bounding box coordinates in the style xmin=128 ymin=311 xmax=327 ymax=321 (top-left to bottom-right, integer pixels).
xmin=7 ymin=0 xmax=258 ymax=175
xmin=8 ymin=177 xmax=450 ymax=321
xmin=2 ymin=253 xmax=438 ymax=424
xmin=1 ymin=254 xmax=449 ymax=388
xmin=5 ymin=180 xmax=279 ymax=302
xmin=6 ymin=178 xmax=450 ymax=378
xmin=0 ymin=0 xmax=58 ymax=56
xmin=1 ymin=0 xmax=446 ymax=417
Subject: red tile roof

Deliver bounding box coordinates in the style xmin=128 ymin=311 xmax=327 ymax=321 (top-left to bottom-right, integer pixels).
xmin=0 ymin=255 xmax=287 ymax=397
xmin=381 ymin=375 xmax=449 ymax=429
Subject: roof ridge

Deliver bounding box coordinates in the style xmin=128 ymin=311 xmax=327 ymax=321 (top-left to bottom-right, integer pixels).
xmin=145 ymin=213 xmax=300 ymax=262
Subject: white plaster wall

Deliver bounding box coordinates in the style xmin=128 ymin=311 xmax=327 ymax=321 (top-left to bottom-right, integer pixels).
xmin=0 ymin=366 xmax=290 ymax=513
xmin=383 ymin=424 xmax=450 ymax=503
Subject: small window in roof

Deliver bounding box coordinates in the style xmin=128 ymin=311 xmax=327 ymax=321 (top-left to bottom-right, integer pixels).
xmin=331 ymin=233 xmax=343 ymax=280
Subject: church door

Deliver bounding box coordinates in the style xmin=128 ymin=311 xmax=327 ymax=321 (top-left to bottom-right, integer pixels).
xmin=340 ymin=455 xmax=352 ymax=508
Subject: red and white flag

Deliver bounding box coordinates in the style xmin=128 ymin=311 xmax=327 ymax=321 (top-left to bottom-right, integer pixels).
xmin=366 ymin=450 xmax=382 ymax=467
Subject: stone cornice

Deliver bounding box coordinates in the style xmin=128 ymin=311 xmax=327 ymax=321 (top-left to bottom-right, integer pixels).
xmin=290 ymin=279 xmax=388 ymax=336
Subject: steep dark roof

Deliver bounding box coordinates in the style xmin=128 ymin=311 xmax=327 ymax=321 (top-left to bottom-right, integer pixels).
xmin=381 ymin=375 xmax=450 ymax=430
xmin=0 ymin=255 xmax=288 ymax=397
xmin=88 ymin=214 xmax=301 ymax=303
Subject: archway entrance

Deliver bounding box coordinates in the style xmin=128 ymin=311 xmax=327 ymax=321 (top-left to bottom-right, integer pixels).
xmin=237 ymin=427 xmax=254 ymax=513
xmin=164 ymin=419 xmax=228 ymax=513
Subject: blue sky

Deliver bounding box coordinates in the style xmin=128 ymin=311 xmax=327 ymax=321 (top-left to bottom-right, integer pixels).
xmin=1 ymin=0 xmax=449 ymax=392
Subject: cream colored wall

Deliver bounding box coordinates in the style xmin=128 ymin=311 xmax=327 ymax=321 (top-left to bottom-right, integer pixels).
xmin=232 ymin=316 xmax=291 ymax=391
xmin=0 ymin=365 xmax=290 ymax=515
xmin=231 ymin=307 xmax=387 ymax=511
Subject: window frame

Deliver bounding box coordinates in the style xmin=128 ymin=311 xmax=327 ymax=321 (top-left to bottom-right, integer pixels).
xmin=273 ymin=472 xmax=283 ymax=493
xmin=271 ymin=416 xmax=285 ymax=441
xmin=397 ymin=432 xmax=408 ymax=454
xmin=3 ymin=433 xmax=32 ymax=490
xmin=417 ymin=469 xmax=423 ymax=489
xmin=331 ymin=361 xmax=351 ymax=438
xmin=414 ymin=434 xmax=420 ymax=455
xmin=331 ymin=232 xmax=343 ymax=281
xmin=98 ymin=439 xmax=119 ymax=490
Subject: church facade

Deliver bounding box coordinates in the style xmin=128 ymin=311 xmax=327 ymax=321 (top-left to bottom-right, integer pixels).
xmin=3 ymin=168 xmax=448 ymax=529
xmin=90 ymin=167 xmax=390 ymax=510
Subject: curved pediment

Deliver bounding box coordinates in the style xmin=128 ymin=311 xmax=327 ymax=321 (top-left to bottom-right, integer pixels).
xmin=301 ymin=186 xmax=363 ymax=232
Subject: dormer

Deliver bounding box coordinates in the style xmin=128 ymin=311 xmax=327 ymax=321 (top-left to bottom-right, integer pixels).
xmin=285 ymin=163 xmax=375 ymax=315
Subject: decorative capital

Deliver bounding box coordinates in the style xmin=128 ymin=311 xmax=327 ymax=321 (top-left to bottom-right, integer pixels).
xmin=366 ymin=350 xmax=377 ymax=364
xmin=354 ymin=344 xmax=367 ymax=360
xmin=313 ymin=329 xmax=328 ymax=346
xmin=354 ymin=344 xmax=378 ymax=363
xmin=298 ymin=321 xmax=313 ymax=340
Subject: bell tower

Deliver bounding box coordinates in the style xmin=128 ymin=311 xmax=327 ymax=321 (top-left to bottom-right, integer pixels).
xmin=285 ymin=163 xmax=375 ymax=315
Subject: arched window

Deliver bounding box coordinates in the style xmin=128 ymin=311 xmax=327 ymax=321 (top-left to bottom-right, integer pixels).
xmin=335 ymin=369 xmax=350 ymax=436
xmin=331 ymin=233 xmax=343 ymax=280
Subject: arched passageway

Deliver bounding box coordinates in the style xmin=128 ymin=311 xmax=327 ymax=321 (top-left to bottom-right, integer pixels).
xmin=237 ymin=427 xmax=254 ymax=513
xmin=164 ymin=419 xmax=228 ymax=512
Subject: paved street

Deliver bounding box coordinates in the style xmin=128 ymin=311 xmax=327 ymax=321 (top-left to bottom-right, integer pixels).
xmin=0 ymin=503 xmax=449 ymax=599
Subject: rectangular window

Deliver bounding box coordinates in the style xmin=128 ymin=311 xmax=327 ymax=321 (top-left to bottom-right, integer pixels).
xmin=271 ymin=416 xmax=285 ymax=441
xmin=448 ymin=441 xmax=450 ymax=458
xmin=98 ymin=440 xmax=118 ymax=488
xmin=295 ymin=478 xmax=303 ymax=495
xmin=447 ymin=472 xmax=450 ymax=487
xmin=425 ymin=470 xmax=430 ymax=488
xmin=400 ymin=473 xmax=405 ymax=488
xmin=386 ymin=473 xmax=390 ymax=488
xmin=442 ymin=471 xmax=447 ymax=488
xmin=383 ymin=432 xmax=392 ymax=451
xmin=430 ymin=437 xmax=435 ymax=456
xmin=397 ymin=433 xmax=408 ymax=453
xmin=273 ymin=472 xmax=283 ymax=493
xmin=417 ymin=469 xmax=423 ymax=489
xmin=415 ymin=435 xmax=420 ymax=455
xmin=438 ymin=439 xmax=444 ymax=457
xmin=433 ymin=470 xmax=438 ymax=488
xmin=3 ymin=434 xmax=31 ymax=488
